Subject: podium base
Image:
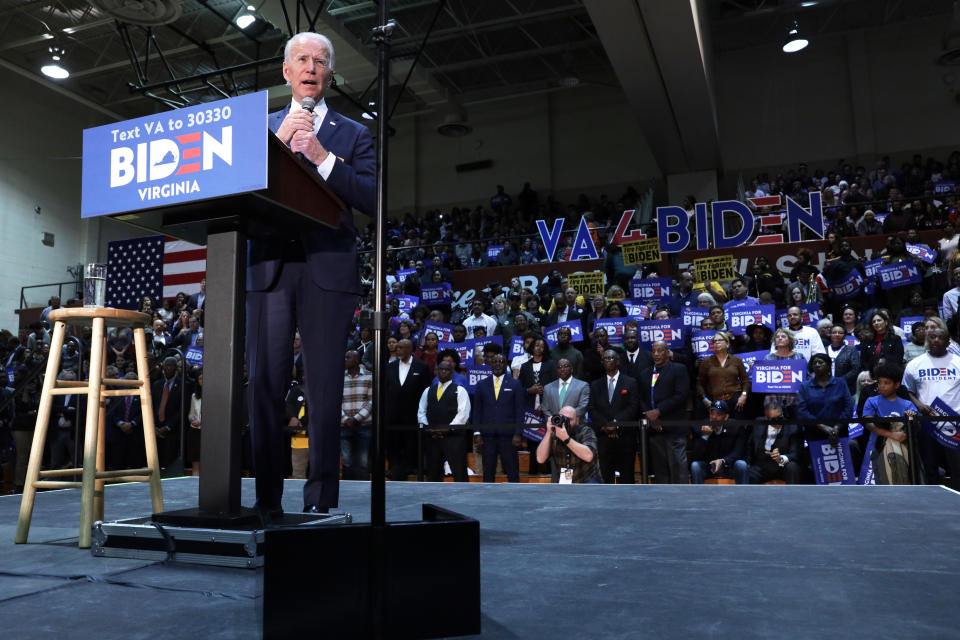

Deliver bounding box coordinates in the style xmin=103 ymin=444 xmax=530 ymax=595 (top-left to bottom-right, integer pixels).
xmin=263 ymin=504 xmax=480 ymax=639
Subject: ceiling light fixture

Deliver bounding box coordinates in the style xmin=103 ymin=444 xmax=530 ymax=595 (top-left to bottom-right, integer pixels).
xmin=41 ymin=43 xmax=69 ymax=79
xmin=236 ymin=12 xmax=256 ymax=29
xmin=782 ymin=20 xmax=809 ymax=53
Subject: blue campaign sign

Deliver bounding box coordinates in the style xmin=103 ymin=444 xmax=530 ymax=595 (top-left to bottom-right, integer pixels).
xmin=750 ymin=359 xmax=805 ymax=393
xmin=830 ymin=269 xmax=866 ymax=301
xmin=858 ymin=432 xmax=878 ymax=485
xmin=420 ymin=321 xmax=454 ymax=344
xmin=630 ymin=278 xmax=673 ymax=301
xmin=487 ymin=245 xmax=504 ymax=262
xmin=388 ymin=294 xmax=419 ymax=313
xmin=863 ymin=258 xmax=884 ymax=279
xmin=465 ymin=365 xmax=492 ymax=393
xmin=906 ymin=243 xmax=937 ymax=264
xmin=185 ymin=346 xmax=204 ymax=367
xmin=923 ymin=397 xmax=960 ymax=450
xmin=624 ymin=300 xmax=651 ymax=320
xmin=637 ymin=319 xmax=683 ymax=349
xmin=509 ymin=336 xmax=526 ymax=359
xmin=691 ymin=330 xmax=715 ymax=357
xmin=420 ymin=283 xmax=452 ymax=306
xmin=877 ymin=261 xmax=922 ymax=290
xmin=681 ymin=306 xmax=710 ymax=329
xmin=82 ymin=92 xmax=268 ymax=218
xmin=775 ymin=303 xmax=820 ymax=329
xmin=738 ymin=350 xmax=769 ymax=375
xmin=809 ymin=437 xmax=856 ymax=485
xmin=441 ymin=337 xmax=502 ymax=366
xmin=395 ymin=268 xmax=416 ymax=282
xmin=594 ymin=318 xmax=626 ymax=345
xmin=727 ymin=304 xmax=775 ymax=336
xmin=544 ymin=320 xmax=584 ymax=347
xmin=934 ymin=180 xmax=956 ymax=194
xmin=900 ymin=315 xmax=925 ymax=334
xmin=522 ymin=409 xmax=546 ymax=441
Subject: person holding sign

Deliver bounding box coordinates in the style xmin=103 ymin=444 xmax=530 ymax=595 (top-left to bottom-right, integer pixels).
xmin=696 ymin=332 xmax=750 ymax=418
xmin=903 ymin=327 xmax=960 ymax=489
xmin=763 ymin=329 xmax=806 ymax=418
xmin=248 ymin=32 xmax=376 ymax=518
xmin=775 ymin=306 xmax=826 ymax=362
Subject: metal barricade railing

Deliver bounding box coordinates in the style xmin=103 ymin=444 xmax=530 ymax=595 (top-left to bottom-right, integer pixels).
xmin=386 ymin=414 xmax=960 ymax=485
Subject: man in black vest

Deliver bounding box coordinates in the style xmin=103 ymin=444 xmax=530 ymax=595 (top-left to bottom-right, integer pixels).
xmin=385 ymin=339 xmax=431 ymax=480
xmin=417 ymin=359 xmax=471 ymax=482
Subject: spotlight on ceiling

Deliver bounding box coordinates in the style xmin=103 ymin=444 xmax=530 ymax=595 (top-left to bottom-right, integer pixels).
xmin=236 ymin=12 xmax=256 ymax=29
xmin=782 ymin=20 xmax=809 ymax=53
xmin=41 ymin=43 xmax=69 ymax=79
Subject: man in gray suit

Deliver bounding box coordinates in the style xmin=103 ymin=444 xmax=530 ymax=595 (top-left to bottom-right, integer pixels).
xmin=541 ymin=359 xmax=590 ymax=422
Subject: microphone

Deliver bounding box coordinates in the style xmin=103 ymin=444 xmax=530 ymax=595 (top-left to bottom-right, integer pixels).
xmin=296 ymin=97 xmax=317 ymax=164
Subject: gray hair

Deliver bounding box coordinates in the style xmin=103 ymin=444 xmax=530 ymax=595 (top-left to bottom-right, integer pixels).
xmin=284 ymin=32 xmax=335 ymax=71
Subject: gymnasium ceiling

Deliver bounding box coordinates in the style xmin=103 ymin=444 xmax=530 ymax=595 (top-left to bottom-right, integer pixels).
xmin=0 ymin=0 xmax=955 ymax=175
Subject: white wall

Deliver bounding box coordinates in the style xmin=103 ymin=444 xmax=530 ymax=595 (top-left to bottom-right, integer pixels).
xmin=0 ymin=66 xmax=143 ymax=330
xmin=387 ymin=85 xmax=660 ymax=214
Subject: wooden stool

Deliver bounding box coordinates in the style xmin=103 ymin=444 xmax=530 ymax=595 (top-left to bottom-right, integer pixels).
xmin=15 ymin=308 xmax=164 ymax=548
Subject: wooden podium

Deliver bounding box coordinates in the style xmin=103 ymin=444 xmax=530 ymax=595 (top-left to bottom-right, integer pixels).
xmin=109 ymin=134 xmax=344 ymax=524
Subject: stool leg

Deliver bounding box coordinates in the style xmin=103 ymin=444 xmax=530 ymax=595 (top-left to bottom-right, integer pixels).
xmin=78 ymin=317 xmax=106 ymax=549
xmin=94 ymin=354 xmax=107 ymax=522
xmin=15 ymin=320 xmax=67 ymax=544
xmin=134 ymin=327 xmax=163 ymax=514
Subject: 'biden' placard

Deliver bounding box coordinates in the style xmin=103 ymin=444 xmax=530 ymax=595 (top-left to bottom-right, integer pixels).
xmin=81 ymin=92 xmax=268 ymax=218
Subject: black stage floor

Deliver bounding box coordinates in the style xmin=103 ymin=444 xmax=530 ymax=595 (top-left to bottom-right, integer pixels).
xmin=2 ymin=478 xmax=959 ymax=639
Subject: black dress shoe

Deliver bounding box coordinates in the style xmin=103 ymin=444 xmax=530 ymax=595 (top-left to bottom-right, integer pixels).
xmin=254 ymin=502 xmax=284 ymax=526
xmin=303 ymin=504 xmax=328 ymax=514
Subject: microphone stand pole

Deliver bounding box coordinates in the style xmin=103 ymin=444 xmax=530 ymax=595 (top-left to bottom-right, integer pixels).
xmin=370 ymin=5 xmax=394 ymax=639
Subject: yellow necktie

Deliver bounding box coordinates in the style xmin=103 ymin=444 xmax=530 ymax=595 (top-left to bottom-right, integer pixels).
xmin=494 ymin=376 xmax=501 ymax=400
xmin=436 ymin=383 xmax=444 ymax=401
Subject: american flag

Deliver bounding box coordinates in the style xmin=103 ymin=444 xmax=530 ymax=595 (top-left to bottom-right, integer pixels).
xmin=106 ymin=236 xmax=206 ymax=309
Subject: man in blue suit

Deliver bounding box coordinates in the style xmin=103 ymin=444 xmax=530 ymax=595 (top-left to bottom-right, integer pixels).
xmin=472 ymin=353 xmax=525 ymax=482
xmin=248 ymin=32 xmax=376 ymax=518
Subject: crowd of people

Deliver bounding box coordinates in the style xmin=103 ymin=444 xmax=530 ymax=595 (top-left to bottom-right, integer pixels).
xmin=3 ymin=152 xmax=960 ymax=492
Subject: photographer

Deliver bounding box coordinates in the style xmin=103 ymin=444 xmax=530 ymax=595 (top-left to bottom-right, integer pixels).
xmin=535 ymin=406 xmax=602 ymax=484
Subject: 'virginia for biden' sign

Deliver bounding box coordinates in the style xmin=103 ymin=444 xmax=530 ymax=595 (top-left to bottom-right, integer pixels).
xmin=81 ymin=92 xmax=268 ymax=218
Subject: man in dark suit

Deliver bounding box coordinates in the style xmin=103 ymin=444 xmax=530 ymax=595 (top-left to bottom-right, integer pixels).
xmin=589 ymin=349 xmax=641 ymax=483
xmin=49 ymin=370 xmax=83 ymax=469
xmin=472 ymin=353 xmax=525 ymax=482
xmin=247 ymin=32 xmax=375 ymax=517
xmin=152 ymin=356 xmax=188 ymax=470
xmin=385 ymin=339 xmax=431 ymax=480
xmin=186 ymin=278 xmax=206 ymax=315
xmin=106 ymin=371 xmax=145 ymax=471
xmin=545 ymin=292 xmax=582 ymax=329
xmin=745 ymin=400 xmax=802 ymax=484
xmin=638 ymin=341 xmax=690 ymax=484
xmin=619 ymin=328 xmax=653 ymax=379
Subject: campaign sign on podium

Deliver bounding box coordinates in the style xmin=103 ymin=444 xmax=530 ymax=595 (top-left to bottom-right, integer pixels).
xmin=81 ymin=92 xmax=268 ymax=218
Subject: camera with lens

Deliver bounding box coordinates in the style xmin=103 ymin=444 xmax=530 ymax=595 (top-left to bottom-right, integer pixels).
xmin=550 ymin=414 xmax=569 ymax=429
